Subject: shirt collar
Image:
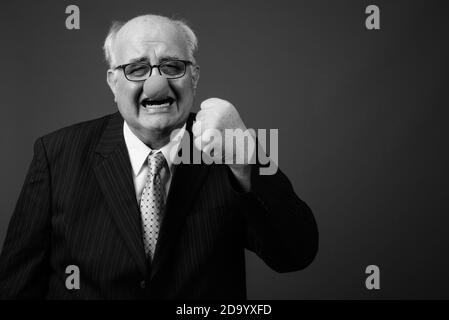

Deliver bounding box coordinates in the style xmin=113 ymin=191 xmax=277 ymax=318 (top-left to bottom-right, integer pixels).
xmin=123 ymin=121 xmax=186 ymax=177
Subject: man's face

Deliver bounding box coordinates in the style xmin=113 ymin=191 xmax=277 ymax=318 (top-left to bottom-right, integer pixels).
xmin=107 ymin=18 xmax=199 ymax=145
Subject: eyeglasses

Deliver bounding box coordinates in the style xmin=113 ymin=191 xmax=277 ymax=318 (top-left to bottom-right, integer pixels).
xmin=113 ymin=60 xmax=193 ymax=82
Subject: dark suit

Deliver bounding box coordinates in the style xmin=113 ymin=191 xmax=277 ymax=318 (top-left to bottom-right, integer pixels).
xmin=0 ymin=111 xmax=318 ymax=299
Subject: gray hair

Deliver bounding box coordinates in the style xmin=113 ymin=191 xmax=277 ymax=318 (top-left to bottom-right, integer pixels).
xmin=103 ymin=14 xmax=199 ymax=68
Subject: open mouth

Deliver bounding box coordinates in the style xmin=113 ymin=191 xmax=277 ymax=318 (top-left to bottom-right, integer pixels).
xmin=140 ymin=97 xmax=175 ymax=109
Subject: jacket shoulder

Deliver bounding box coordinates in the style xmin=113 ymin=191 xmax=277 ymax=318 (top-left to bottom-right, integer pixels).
xmin=38 ymin=112 xmax=118 ymax=157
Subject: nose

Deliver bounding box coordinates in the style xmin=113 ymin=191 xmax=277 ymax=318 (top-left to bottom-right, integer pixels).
xmin=143 ymin=72 xmax=170 ymax=100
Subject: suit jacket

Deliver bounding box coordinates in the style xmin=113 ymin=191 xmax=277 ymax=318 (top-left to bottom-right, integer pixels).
xmin=0 ymin=112 xmax=318 ymax=299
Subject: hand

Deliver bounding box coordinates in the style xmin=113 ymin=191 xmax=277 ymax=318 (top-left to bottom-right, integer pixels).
xmin=192 ymin=98 xmax=254 ymax=191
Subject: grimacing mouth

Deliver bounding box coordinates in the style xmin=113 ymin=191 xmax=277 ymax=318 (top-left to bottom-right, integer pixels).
xmin=140 ymin=97 xmax=175 ymax=108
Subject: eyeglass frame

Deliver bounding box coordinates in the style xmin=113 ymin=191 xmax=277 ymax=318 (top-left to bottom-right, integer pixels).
xmin=113 ymin=59 xmax=194 ymax=82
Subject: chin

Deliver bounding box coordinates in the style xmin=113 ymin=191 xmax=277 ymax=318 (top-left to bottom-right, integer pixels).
xmin=138 ymin=115 xmax=178 ymax=133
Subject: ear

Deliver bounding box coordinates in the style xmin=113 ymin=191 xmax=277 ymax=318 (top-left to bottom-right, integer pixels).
xmin=106 ymin=69 xmax=118 ymax=102
xmin=191 ymin=64 xmax=200 ymax=92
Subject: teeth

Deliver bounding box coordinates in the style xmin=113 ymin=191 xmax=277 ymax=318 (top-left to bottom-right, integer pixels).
xmin=143 ymin=102 xmax=171 ymax=108
xmin=141 ymin=98 xmax=173 ymax=108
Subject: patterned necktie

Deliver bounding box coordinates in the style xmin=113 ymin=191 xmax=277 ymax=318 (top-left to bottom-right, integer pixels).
xmin=140 ymin=151 xmax=166 ymax=260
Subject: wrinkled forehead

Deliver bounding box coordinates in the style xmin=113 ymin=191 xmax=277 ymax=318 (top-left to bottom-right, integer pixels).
xmin=113 ymin=19 xmax=189 ymax=65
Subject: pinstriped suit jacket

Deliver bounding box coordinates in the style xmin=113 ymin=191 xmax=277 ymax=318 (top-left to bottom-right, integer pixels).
xmin=0 ymin=112 xmax=318 ymax=299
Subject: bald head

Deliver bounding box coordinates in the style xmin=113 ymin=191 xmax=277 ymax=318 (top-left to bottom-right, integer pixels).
xmin=103 ymin=14 xmax=198 ymax=68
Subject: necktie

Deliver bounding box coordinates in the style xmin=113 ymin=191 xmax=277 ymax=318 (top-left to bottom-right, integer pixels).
xmin=140 ymin=151 xmax=166 ymax=260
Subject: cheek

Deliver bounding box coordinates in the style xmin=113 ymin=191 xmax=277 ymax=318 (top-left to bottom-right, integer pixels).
xmin=116 ymin=81 xmax=141 ymax=103
xmin=172 ymin=80 xmax=194 ymax=102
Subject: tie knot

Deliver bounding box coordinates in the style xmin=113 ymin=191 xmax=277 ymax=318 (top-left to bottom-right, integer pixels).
xmin=148 ymin=152 xmax=166 ymax=176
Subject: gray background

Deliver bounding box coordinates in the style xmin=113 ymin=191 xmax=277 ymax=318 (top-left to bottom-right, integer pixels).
xmin=1 ymin=0 xmax=448 ymax=299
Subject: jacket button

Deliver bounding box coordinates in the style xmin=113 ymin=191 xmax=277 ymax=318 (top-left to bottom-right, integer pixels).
xmin=140 ymin=280 xmax=146 ymax=289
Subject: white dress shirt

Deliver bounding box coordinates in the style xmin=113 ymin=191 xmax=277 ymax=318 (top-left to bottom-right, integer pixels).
xmin=123 ymin=121 xmax=186 ymax=204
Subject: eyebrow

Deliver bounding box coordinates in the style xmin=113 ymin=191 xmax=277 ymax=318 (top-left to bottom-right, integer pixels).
xmin=128 ymin=55 xmax=184 ymax=64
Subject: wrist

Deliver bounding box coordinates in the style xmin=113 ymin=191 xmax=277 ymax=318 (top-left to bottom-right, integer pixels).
xmin=228 ymin=164 xmax=252 ymax=192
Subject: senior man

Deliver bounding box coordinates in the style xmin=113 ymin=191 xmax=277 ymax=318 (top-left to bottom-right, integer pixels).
xmin=0 ymin=14 xmax=318 ymax=299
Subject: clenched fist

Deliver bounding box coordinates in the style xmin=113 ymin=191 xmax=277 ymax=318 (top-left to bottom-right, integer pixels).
xmin=192 ymin=98 xmax=255 ymax=191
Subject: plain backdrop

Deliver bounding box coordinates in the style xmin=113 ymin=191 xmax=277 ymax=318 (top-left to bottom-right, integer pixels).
xmin=0 ymin=0 xmax=448 ymax=299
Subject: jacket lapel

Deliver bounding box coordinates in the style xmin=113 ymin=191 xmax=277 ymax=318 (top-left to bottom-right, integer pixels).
xmin=150 ymin=114 xmax=211 ymax=280
xmin=93 ymin=112 xmax=147 ymax=276
xmin=92 ymin=112 xmax=210 ymax=280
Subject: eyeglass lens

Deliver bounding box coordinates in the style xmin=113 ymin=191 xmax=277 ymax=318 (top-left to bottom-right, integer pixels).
xmin=124 ymin=61 xmax=186 ymax=80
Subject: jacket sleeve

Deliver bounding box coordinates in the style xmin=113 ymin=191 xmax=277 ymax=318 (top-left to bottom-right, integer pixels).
xmin=0 ymin=138 xmax=52 ymax=299
xmin=230 ymin=163 xmax=319 ymax=273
